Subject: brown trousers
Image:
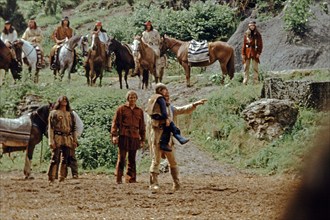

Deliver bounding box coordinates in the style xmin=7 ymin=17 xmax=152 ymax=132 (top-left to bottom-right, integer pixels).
xmin=48 ymin=146 xmax=71 ymax=181
xmin=115 ymin=148 xmax=137 ymax=183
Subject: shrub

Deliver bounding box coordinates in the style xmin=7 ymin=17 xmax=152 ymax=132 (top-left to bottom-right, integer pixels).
xmin=74 ymin=97 xmax=122 ymax=169
xmin=284 ymin=0 xmax=314 ymax=36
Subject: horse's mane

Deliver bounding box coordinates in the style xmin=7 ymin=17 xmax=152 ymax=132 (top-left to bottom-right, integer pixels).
xmin=0 ymin=38 xmax=7 ymax=49
xmin=67 ymin=35 xmax=81 ymax=48
xmin=30 ymin=104 xmax=52 ymax=134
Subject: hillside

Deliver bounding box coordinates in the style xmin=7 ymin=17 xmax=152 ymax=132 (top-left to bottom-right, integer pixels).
xmin=228 ymin=3 xmax=330 ymax=72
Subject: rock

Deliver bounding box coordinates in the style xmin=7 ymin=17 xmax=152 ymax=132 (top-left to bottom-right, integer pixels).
xmin=261 ymin=78 xmax=330 ymax=110
xmin=17 ymin=94 xmax=43 ymax=116
xmin=242 ymin=99 xmax=299 ymax=140
xmin=223 ymin=3 xmax=330 ymax=72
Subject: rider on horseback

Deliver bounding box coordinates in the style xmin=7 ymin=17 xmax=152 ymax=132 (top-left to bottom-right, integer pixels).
xmin=132 ymin=20 xmax=162 ymax=77
xmin=50 ymin=16 xmax=77 ymax=73
xmin=1 ymin=20 xmax=18 ymax=60
xmin=92 ymin=21 xmax=112 ymax=71
xmin=22 ymin=18 xmax=44 ymax=69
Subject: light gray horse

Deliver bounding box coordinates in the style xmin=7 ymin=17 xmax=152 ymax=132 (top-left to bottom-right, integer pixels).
xmin=53 ymin=35 xmax=84 ymax=82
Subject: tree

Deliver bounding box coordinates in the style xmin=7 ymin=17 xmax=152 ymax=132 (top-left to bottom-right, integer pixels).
xmin=0 ymin=0 xmax=26 ymax=34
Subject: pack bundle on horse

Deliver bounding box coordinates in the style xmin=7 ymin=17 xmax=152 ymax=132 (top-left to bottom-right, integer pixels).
xmin=13 ymin=39 xmax=42 ymax=83
xmin=107 ymin=37 xmax=135 ymax=89
xmin=160 ymin=35 xmax=235 ymax=87
xmin=0 ymin=39 xmax=22 ymax=82
xmin=53 ymin=35 xmax=84 ymax=82
xmin=0 ymin=103 xmax=53 ymax=179
xmin=132 ymin=36 xmax=159 ymax=89
xmin=84 ymin=34 xmax=106 ymax=86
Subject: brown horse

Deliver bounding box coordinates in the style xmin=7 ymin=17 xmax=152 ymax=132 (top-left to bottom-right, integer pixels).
xmin=132 ymin=36 xmax=159 ymax=89
xmin=84 ymin=34 xmax=106 ymax=86
xmin=160 ymin=35 xmax=235 ymax=87
xmin=0 ymin=103 xmax=53 ymax=179
xmin=0 ymin=39 xmax=22 ymax=82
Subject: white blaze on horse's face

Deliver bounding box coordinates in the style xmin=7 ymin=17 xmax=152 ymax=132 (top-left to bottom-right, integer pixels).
xmin=91 ymin=34 xmax=96 ymax=49
xmin=132 ymin=39 xmax=140 ymax=56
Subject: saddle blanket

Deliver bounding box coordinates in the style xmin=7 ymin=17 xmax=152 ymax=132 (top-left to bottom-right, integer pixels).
xmin=188 ymin=40 xmax=209 ymax=63
xmin=0 ymin=115 xmax=31 ymax=147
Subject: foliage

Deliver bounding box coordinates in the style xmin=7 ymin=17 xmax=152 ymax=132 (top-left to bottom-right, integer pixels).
xmin=284 ymin=0 xmax=314 ymax=36
xmin=0 ymin=0 xmax=26 ymax=34
xmin=125 ymin=0 xmax=237 ymax=41
xmin=74 ymin=98 xmax=122 ymax=169
xmin=256 ymin=0 xmax=286 ymax=21
xmin=191 ymin=70 xmax=330 ymax=175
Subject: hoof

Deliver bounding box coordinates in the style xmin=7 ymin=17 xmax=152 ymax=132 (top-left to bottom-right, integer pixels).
xmin=24 ymin=176 xmax=35 ymax=180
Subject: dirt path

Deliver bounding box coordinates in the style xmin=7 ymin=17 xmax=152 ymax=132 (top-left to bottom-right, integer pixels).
xmin=0 ymin=77 xmax=299 ymax=219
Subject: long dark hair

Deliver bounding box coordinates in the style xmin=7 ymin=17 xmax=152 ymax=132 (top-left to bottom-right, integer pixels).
xmin=29 ymin=20 xmax=38 ymax=30
xmin=144 ymin=25 xmax=153 ymax=31
xmin=93 ymin=26 xmax=107 ymax=33
xmin=2 ymin=25 xmax=15 ymax=35
xmin=54 ymin=95 xmax=72 ymax=111
xmin=61 ymin=19 xmax=70 ymax=28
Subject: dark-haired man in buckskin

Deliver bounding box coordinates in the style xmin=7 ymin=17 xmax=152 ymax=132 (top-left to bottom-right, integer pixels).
xmin=48 ymin=96 xmax=78 ymax=184
xmin=241 ymin=20 xmax=263 ymax=85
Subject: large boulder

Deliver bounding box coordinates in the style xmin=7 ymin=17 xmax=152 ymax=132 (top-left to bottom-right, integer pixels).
xmin=261 ymin=78 xmax=330 ymax=110
xmin=242 ymin=99 xmax=299 ymax=140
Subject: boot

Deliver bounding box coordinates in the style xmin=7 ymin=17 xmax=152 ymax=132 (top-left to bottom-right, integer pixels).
xmin=170 ymin=167 xmax=180 ymax=191
xmin=116 ymin=167 xmax=123 ymax=184
xmin=70 ymin=50 xmax=78 ymax=73
xmin=149 ymin=172 xmax=160 ymax=190
xmin=36 ymin=48 xmax=42 ymax=69
xmin=170 ymin=122 xmax=189 ymax=145
xmin=47 ymin=162 xmax=58 ymax=184
xmin=159 ymin=129 xmax=172 ymax=152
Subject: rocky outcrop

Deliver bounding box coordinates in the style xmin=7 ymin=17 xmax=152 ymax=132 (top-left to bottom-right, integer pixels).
xmin=261 ymin=78 xmax=330 ymax=110
xmin=225 ymin=3 xmax=330 ymax=72
xmin=242 ymin=99 xmax=299 ymax=141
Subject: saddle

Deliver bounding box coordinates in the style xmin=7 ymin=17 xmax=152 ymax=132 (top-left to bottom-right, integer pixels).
xmin=0 ymin=115 xmax=31 ymax=148
xmin=187 ymin=40 xmax=209 ymax=63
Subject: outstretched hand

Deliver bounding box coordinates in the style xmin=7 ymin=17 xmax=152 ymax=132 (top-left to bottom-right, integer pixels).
xmin=193 ymin=99 xmax=207 ymax=107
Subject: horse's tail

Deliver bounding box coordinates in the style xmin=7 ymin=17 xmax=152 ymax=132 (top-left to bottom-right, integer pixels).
xmin=227 ymin=48 xmax=235 ymax=79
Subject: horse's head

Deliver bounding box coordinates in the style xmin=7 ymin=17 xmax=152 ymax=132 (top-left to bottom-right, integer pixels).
xmin=79 ymin=35 xmax=89 ymax=56
xmin=67 ymin=35 xmax=82 ymax=50
xmin=132 ymin=36 xmax=141 ymax=57
xmin=9 ymin=40 xmax=23 ymax=73
xmin=107 ymin=37 xmax=117 ymax=54
xmin=31 ymin=102 xmax=54 ymax=133
xmin=160 ymin=35 xmax=170 ymax=55
xmin=91 ymin=34 xmax=101 ymax=51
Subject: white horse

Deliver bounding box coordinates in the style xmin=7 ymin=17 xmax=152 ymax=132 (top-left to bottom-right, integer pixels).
xmin=53 ymin=35 xmax=85 ymax=82
xmin=15 ymin=39 xmax=40 ymax=83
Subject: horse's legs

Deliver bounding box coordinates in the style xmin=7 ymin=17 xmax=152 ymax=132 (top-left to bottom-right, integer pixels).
xmin=99 ymin=68 xmax=103 ymax=87
xmin=118 ymin=68 xmax=123 ymax=89
xmin=24 ymin=143 xmax=36 ymax=179
xmin=159 ymin=67 xmax=164 ymax=82
xmin=34 ymin=70 xmax=39 ymax=83
xmin=59 ymin=68 xmax=65 ymax=81
xmin=182 ymin=63 xmax=191 ymax=87
xmin=24 ymin=154 xmax=32 ymax=179
xmin=124 ymin=69 xmax=129 ymax=89
xmin=219 ymin=61 xmax=227 ymax=85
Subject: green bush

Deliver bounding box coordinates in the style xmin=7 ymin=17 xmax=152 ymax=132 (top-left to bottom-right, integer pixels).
xmin=122 ymin=0 xmax=237 ymax=42
xmin=284 ymin=0 xmax=314 ymax=36
xmin=74 ymin=97 xmax=122 ymax=169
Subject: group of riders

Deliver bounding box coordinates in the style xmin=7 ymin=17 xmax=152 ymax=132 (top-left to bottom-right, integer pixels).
xmin=1 ymin=16 xmax=165 ymax=78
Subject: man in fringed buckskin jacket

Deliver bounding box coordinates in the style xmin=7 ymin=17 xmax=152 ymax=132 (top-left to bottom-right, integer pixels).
xmin=241 ymin=20 xmax=263 ymax=85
